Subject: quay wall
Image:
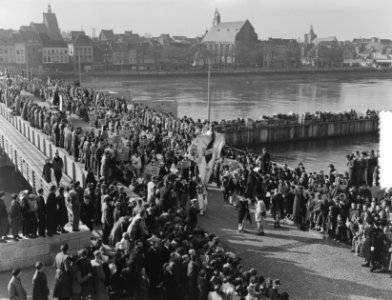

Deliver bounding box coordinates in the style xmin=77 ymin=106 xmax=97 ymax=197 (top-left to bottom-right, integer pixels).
xmin=217 ymin=118 xmax=378 ymax=146
xmin=0 ymin=103 xmax=87 ymax=191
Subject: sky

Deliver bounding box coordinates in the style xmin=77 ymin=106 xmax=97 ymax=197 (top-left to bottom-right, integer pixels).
xmin=0 ymin=0 xmax=391 ymax=41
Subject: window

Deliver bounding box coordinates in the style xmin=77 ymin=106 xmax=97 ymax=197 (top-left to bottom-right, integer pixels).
xmin=52 ymin=49 xmax=54 ymax=54
xmin=4 ymin=50 xmax=7 ymax=54
xmin=64 ymin=49 xmax=67 ymax=54
xmin=16 ymin=50 xmax=20 ymax=55
xmin=47 ymin=56 xmax=51 ymax=62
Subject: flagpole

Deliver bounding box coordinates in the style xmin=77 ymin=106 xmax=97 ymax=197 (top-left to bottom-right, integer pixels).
xmin=207 ymin=56 xmax=211 ymax=123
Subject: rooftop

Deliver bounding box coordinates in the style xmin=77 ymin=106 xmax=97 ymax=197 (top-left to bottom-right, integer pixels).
xmin=202 ymin=20 xmax=247 ymax=43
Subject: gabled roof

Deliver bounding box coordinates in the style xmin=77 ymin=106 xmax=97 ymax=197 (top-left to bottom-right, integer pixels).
xmin=100 ymin=30 xmax=115 ymax=41
xmin=39 ymin=33 xmax=67 ymax=48
xmin=74 ymin=34 xmax=92 ymax=45
xmin=202 ymin=20 xmax=247 ymax=43
xmin=70 ymin=31 xmax=85 ymax=41
xmin=313 ymin=36 xmax=338 ymax=45
xmin=30 ymin=22 xmax=47 ymax=34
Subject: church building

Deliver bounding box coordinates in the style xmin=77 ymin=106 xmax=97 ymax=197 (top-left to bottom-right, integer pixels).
xmin=202 ymin=10 xmax=258 ymax=65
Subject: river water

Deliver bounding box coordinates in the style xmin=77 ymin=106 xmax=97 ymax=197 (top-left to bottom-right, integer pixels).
xmin=1 ymin=72 xmax=389 ymax=193
xmin=83 ymin=72 xmax=388 ymax=173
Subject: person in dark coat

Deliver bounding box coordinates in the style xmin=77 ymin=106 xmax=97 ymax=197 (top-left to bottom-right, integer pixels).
xmin=162 ymin=261 xmax=178 ymax=300
xmin=46 ymin=185 xmax=58 ymax=236
xmin=80 ymin=195 xmax=94 ymax=231
xmin=261 ymin=147 xmax=271 ymax=173
xmin=57 ymin=187 xmax=69 ymax=234
xmin=42 ymin=159 xmax=52 ymax=183
xmin=0 ymin=191 xmax=9 ymax=242
xmin=77 ymin=249 xmax=94 ymax=299
xmin=187 ymin=253 xmax=200 ymax=300
xmin=197 ymin=269 xmax=208 ymax=300
xmin=32 ymin=261 xmax=49 ymax=300
xmin=187 ymin=199 xmax=199 ymax=230
xmin=237 ymin=196 xmax=251 ymax=233
xmin=53 ymin=243 xmax=72 ymax=300
xmin=20 ymin=191 xmax=30 ymax=238
xmin=52 ymin=150 xmax=64 ymax=187
xmin=9 ymin=193 xmax=22 ymax=241
xmin=8 ymin=268 xmax=27 ymax=300
xmin=271 ymin=189 xmax=284 ymax=228
xmin=36 ymin=189 xmax=46 ymax=237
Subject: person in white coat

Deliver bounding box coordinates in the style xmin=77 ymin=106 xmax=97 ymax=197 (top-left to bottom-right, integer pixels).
xmin=255 ymin=196 xmax=267 ymax=235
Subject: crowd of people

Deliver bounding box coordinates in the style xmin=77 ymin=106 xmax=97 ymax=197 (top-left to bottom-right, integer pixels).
xmin=1 ymin=73 xmax=294 ymax=300
xmin=215 ymin=109 xmax=378 ymax=129
xmin=0 ymin=72 xmax=391 ymax=300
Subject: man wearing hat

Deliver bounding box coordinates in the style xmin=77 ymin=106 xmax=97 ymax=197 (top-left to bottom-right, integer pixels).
xmin=8 ymin=268 xmax=27 ymax=300
xmin=52 ymin=149 xmax=64 ymax=187
xmin=9 ymin=193 xmax=22 ymax=241
xmin=0 ymin=191 xmax=9 ymax=242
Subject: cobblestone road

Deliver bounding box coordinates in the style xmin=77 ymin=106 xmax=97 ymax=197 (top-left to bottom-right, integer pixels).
xmin=199 ymin=186 xmax=392 ymax=300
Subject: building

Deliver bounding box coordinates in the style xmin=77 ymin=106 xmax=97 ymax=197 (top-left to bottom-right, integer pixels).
xmin=99 ymin=30 xmax=116 ymax=42
xmin=202 ymin=10 xmax=258 ymax=65
xmin=40 ymin=33 xmax=69 ymax=67
xmin=43 ymin=4 xmax=62 ymax=40
xmin=0 ymin=35 xmax=15 ymax=65
xmin=14 ymin=30 xmax=42 ymax=70
xmin=306 ymin=37 xmax=343 ymax=67
xmin=262 ymin=38 xmax=301 ymax=68
xmin=68 ymin=32 xmax=94 ymax=68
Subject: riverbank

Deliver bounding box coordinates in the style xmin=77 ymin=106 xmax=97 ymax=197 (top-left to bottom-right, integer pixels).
xmin=37 ymin=66 xmax=392 ymax=80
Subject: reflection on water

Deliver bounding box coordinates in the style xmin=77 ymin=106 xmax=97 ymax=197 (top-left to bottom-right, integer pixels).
xmin=251 ymin=134 xmax=379 ymax=173
xmin=84 ymin=73 xmax=387 ymax=173
xmin=84 ymin=72 xmax=392 ymax=121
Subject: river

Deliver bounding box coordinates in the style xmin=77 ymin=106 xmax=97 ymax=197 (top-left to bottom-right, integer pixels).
xmin=83 ymin=72 xmax=386 ymax=173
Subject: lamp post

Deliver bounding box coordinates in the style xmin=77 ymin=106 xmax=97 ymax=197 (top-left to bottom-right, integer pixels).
xmin=78 ymin=54 xmax=82 ymax=85
xmin=207 ymin=55 xmax=211 ymax=123
xmin=193 ymin=50 xmax=212 ymax=123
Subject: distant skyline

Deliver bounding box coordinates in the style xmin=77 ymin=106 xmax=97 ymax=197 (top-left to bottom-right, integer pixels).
xmin=1 ymin=0 xmax=391 ymax=41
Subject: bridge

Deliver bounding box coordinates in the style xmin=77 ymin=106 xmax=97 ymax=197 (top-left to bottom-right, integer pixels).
xmin=0 ymin=100 xmax=91 ymax=272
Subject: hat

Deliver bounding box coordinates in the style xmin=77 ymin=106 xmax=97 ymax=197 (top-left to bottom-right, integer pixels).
xmin=0 ymin=191 xmax=5 ymax=197
xmin=12 ymin=268 xmax=21 ymax=276
xmin=191 ymin=198 xmax=198 ymax=204
xmin=273 ymin=279 xmax=281 ymax=286
xmin=35 ymin=261 xmax=43 ymax=269
xmin=11 ymin=193 xmax=18 ymax=199
xmin=147 ymin=235 xmax=161 ymax=243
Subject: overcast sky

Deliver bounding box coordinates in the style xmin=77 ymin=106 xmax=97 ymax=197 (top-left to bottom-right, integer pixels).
xmin=0 ymin=0 xmax=391 ymax=41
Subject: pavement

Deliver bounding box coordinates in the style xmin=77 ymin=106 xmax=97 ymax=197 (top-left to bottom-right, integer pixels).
xmin=0 ymin=185 xmax=390 ymax=300
xmin=198 ymin=186 xmax=392 ymax=300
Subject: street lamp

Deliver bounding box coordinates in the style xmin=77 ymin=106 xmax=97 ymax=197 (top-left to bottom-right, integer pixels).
xmin=207 ymin=55 xmax=211 ymax=123
xmin=193 ymin=49 xmax=212 ymax=123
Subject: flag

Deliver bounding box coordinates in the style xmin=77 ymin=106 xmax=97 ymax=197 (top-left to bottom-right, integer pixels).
xmin=189 ymin=130 xmax=225 ymax=185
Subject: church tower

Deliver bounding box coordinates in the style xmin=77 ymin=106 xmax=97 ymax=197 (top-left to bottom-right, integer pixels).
xmin=309 ymin=24 xmax=317 ymax=43
xmin=213 ymin=9 xmax=221 ymax=26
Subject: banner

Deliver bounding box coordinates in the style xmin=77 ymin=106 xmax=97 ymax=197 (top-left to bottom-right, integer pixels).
xmin=188 ymin=131 xmax=225 ymax=185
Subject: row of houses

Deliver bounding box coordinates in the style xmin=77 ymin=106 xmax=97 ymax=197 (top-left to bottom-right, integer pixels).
xmin=0 ymin=6 xmax=391 ymax=72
